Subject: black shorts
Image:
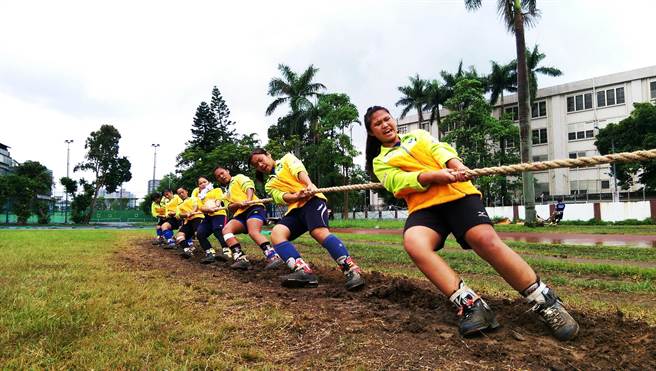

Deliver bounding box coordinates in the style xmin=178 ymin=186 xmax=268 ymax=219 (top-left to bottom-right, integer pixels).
xmin=157 ymin=217 xmax=166 ymax=226
xmin=233 ymin=205 xmax=267 ymax=226
xmin=164 ymin=217 xmax=180 ymax=230
xmin=179 ymin=218 xmax=203 ymax=237
xmin=278 ymin=197 xmax=329 ymax=241
xmin=404 ymin=195 xmax=492 ymax=251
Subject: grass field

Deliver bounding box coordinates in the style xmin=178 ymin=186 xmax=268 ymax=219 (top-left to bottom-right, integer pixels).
xmin=1 ymin=229 xmax=654 ymax=368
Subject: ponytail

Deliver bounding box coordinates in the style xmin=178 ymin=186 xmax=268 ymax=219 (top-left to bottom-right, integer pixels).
xmin=363 ymin=106 xmax=390 ymax=179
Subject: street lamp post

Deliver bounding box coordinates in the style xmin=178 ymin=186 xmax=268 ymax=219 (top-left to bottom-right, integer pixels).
xmin=151 ymin=144 xmax=160 ymax=193
xmin=64 ymin=139 xmax=74 ymax=224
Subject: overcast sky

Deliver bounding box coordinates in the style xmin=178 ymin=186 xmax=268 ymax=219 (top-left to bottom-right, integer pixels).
xmin=2 ymin=0 xmax=655 ymax=198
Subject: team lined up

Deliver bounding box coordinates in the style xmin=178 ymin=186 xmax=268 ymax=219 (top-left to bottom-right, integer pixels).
xmin=147 ymin=105 xmax=579 ymax=341
xmin=150 ymin=157 xmax=365 ymax=290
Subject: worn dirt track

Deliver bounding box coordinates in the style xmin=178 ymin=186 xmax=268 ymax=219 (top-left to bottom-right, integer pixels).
xmin=119 ymin=240 xmax=656 ymax=370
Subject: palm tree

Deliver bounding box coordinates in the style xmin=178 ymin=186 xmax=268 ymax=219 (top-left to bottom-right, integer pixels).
xmin=396 ymin=74 xmax=429 ymax=130
xmin=525 ymin=44 xmax=562 ymax=102
xmin=266 ymin=64 xmax=326 ymax=136
xmin=465 ymin=0 xmax=541 ymax=224
xmin=424 ymin=79 xmax=448 ymax=140
xmin=487 ymin=60 xmax=517 ymax=110
xmin=441 ymin=60 xmax=487 ymax=101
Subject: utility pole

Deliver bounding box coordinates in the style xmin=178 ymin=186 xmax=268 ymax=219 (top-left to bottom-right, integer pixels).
xmin=64 ymin=139 xmax=74 ymax=224
xmin=151 ymin=144 xmax=160 ymax=193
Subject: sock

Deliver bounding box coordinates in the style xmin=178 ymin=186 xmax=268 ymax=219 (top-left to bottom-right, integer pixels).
xmin=205 ymin=248 xmax=216 ymax=255
xmin=322 ymin=234 xmax=350 ymax=262
xmin=163 ymin=229 xmax=173 ymax=240
xmin=229 ymin=243 xmax=245 ymax=260
xmin=186 ymin=238 xmax=193 ymax=246
xmin=273 ymin=241 xmax=305 ymax=270
xmin=259 ymin=242 xmax=277 ymax=259
xmin=156 ymin=228 xmax=163 ymax=237
xmin=522 ymin=279 xmax=548 ymax=304
xmin=448 ymin=280 xmax=480 ymax=308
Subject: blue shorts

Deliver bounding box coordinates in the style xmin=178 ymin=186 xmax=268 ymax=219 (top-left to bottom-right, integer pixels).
xmin=278 ymin=197 xmax=329 ymax=241
xmin=233 ymin=205 xmax=267 ymax=226
xmin=197 ymin=214 xmax=227 ymax=240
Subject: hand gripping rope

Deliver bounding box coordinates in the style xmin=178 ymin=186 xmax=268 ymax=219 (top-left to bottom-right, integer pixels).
xmin=219 ymin=148 xmax=656 ymax=209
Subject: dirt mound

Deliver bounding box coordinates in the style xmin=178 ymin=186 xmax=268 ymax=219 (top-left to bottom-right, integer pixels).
xmin=119 ymin=241 xmax=656 ymax=369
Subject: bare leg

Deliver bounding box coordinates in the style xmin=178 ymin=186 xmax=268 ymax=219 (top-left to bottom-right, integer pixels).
xmin=465 ymin=224 xmax=536 ymax=292
xmin=403 ymin=226 xmax=462 ymax=295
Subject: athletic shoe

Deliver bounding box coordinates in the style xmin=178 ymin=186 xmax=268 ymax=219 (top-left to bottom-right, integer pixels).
xmin=280 ymin=269 xmax=319 ymax=288
xmin=264 ymin=255 xmax=284 ymax=270
xmin=151 ymin=238 xmax=161 ymax=246
xmin=531 ymin=288 xmax=579 ymax=341
xmin=230 ymin=257 xmax=251 ymax=270
xmin=344 ymin=268 xmax=365 ymax=291
xmin=457 ymin=298 xmax=500 ymax=336
xmin=200 ymin=251 xmax=216 ymax=264
xmin=213 ymin=251 xmax=230 ymax=262
xmin=181 ymin=247 xmax=194 ymax=259
xmin=163 ymin=240 xmax=176 ymax=250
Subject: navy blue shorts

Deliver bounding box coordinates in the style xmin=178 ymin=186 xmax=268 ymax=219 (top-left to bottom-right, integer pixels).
xmin=197 ymin=214 xmax=227 ymax=240
xmin=233 ymin=205 xmax=267 ymax=226
xmin=404 ymin=195 xmax=492 ymax=251
xmin=156 ymin=217 xmax=166 ymax=226
xmin=164 ymin=217 xmax=180 ymax=230
xmin=278 ymin=197 xmax=329 ymax=241
xmin=179 ymin=218 xmax=203 ymax=237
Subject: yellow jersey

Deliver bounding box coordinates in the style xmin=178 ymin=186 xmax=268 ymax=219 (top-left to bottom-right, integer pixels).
xmin=264 ymin=153 xmax=326 ymax=215
xmin=225 ymin=174 xmax=262 ymax=217
xmin=192 ymin=186 xmax=227 ymax=217
xmin=373 ymin=129 xmax=480 ymax=214
xmin=176 ymin=196 xmax=204 ymax=221
xmin=164 ymin=195 xmax=182 ymax=216
xmin=150 ymin=201 xmax=165 ymax=218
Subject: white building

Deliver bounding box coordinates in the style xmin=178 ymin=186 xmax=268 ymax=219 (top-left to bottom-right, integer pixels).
xmin=396 ymin=65 xmax=656 ymax=200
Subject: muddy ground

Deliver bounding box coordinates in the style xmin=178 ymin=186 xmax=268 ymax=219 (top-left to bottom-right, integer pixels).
xmin=118 ymin=240 xmax=656 ymax=370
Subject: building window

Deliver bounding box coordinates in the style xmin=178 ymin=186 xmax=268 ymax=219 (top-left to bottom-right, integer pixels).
xmin=568 ymin=130 xmax=595 ymax=141
xmin=532 ymin=154 xmax=548 ymax=162
xmin=597 ymin=87 xmax=625 ymax=107
xmin=504 ymin=106 xmax=519 ymax=121
xmin=601 ymin=180 xmax=610 ymax=189
xmin=567 ymin=92 xmax=593 ymax=112
xmin=532 ymin=128 xmax=548 ymax=144
xmin=504 ymin=137 xmax=516 ymax=148
xmin=419 ymin=122 xmax=430 ymax=131
xmin=531 ymin=101 xmax=547 ymax=118
xmin=569 ymin=151 xmax=587 ymax=159
xmin=398 ymin=125 xmax=408 ymax=134
xmin=650 ymin=81 xmax=656 ymax=99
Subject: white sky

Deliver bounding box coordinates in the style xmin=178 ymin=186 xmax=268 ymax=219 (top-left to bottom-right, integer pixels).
xmin=2 ymin=0 xmax=655 ymax=198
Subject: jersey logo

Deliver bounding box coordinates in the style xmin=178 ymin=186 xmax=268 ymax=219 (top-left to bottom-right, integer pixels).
xmin=275 ymin=162 xmax=283 ymax=174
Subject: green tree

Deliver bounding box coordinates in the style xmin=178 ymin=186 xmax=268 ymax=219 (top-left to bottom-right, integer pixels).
xmin=509 ymin=44 xmax=562 ymax=103
xmin=487 ymin=60 xmax=517 ymax=108
xmin=74 ymin=125 xmax=132 ymax=224
xmin=265 ymin=64 xmax=326 ymax=143
xmin=210 ymin=86 xmax=237 ymax=143
xmin=465 ymin=0 xmax=541 ymax=224
xmin=441 ymin=79 xmax=520 ymax=203
xmin=595 ymin=103 xmax=656 ymax=191
xmin=396 ymin=74 xmax=428 ymax=128
xmin=424 ymin=79 xmax=449 ymax=140
xmin=4 ymin=161 xmax=53 ymax=224
xmin=70 ymin=179 xmax=94 ymax=224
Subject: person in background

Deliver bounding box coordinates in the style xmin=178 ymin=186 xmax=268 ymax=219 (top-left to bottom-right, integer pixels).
xmin=160 ymin=189 xmax=182 ymax=249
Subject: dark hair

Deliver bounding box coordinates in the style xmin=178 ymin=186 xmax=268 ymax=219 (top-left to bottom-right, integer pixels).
xmin=197 ymin=176 xmax=209 ymax=185
xmin=212 ymin=165 xmax=227 ymax=174
xmin=151 ymin=193 xmax=162 ymax=201
xmin=364 ymin=106 xmax=390 ymax=178
xmin=163 ymin=189 xmax=173 ymax=194
xmin=249 ymin=148 xmax=270 ymax=183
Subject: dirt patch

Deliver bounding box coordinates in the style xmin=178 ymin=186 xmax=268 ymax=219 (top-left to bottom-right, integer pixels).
xmin=116 ymin=240 xmax=656 ymax=369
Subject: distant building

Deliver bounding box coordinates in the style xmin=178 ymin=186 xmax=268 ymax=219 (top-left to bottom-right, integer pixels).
xmin=0 ymin=143 xmax=18 ymax=175
xmin=396 ymin=65 xmax=656 ymax=200
xmin=147 ymin=179 xmax=160 ymax=194
xmin=98 ymin=187 xmax=138 ymax=208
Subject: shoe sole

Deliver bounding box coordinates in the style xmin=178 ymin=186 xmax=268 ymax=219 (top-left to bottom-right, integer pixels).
xmin=345 ymin=278 xmax=366 ymax=291
xmin=200 ymin=259 xmax=215 ymax=264
xmin=214 ymin=254 xmax=230 ymax=262
xmin=460 ymin=319 xmax=501 ymax=337
xmin=230 ymin=263 xmax=251 ymax=270
xmin=264 ymin=259 xmax=284 ymax=270
xmin=281 ymin=279 xmax=319 ymax=288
